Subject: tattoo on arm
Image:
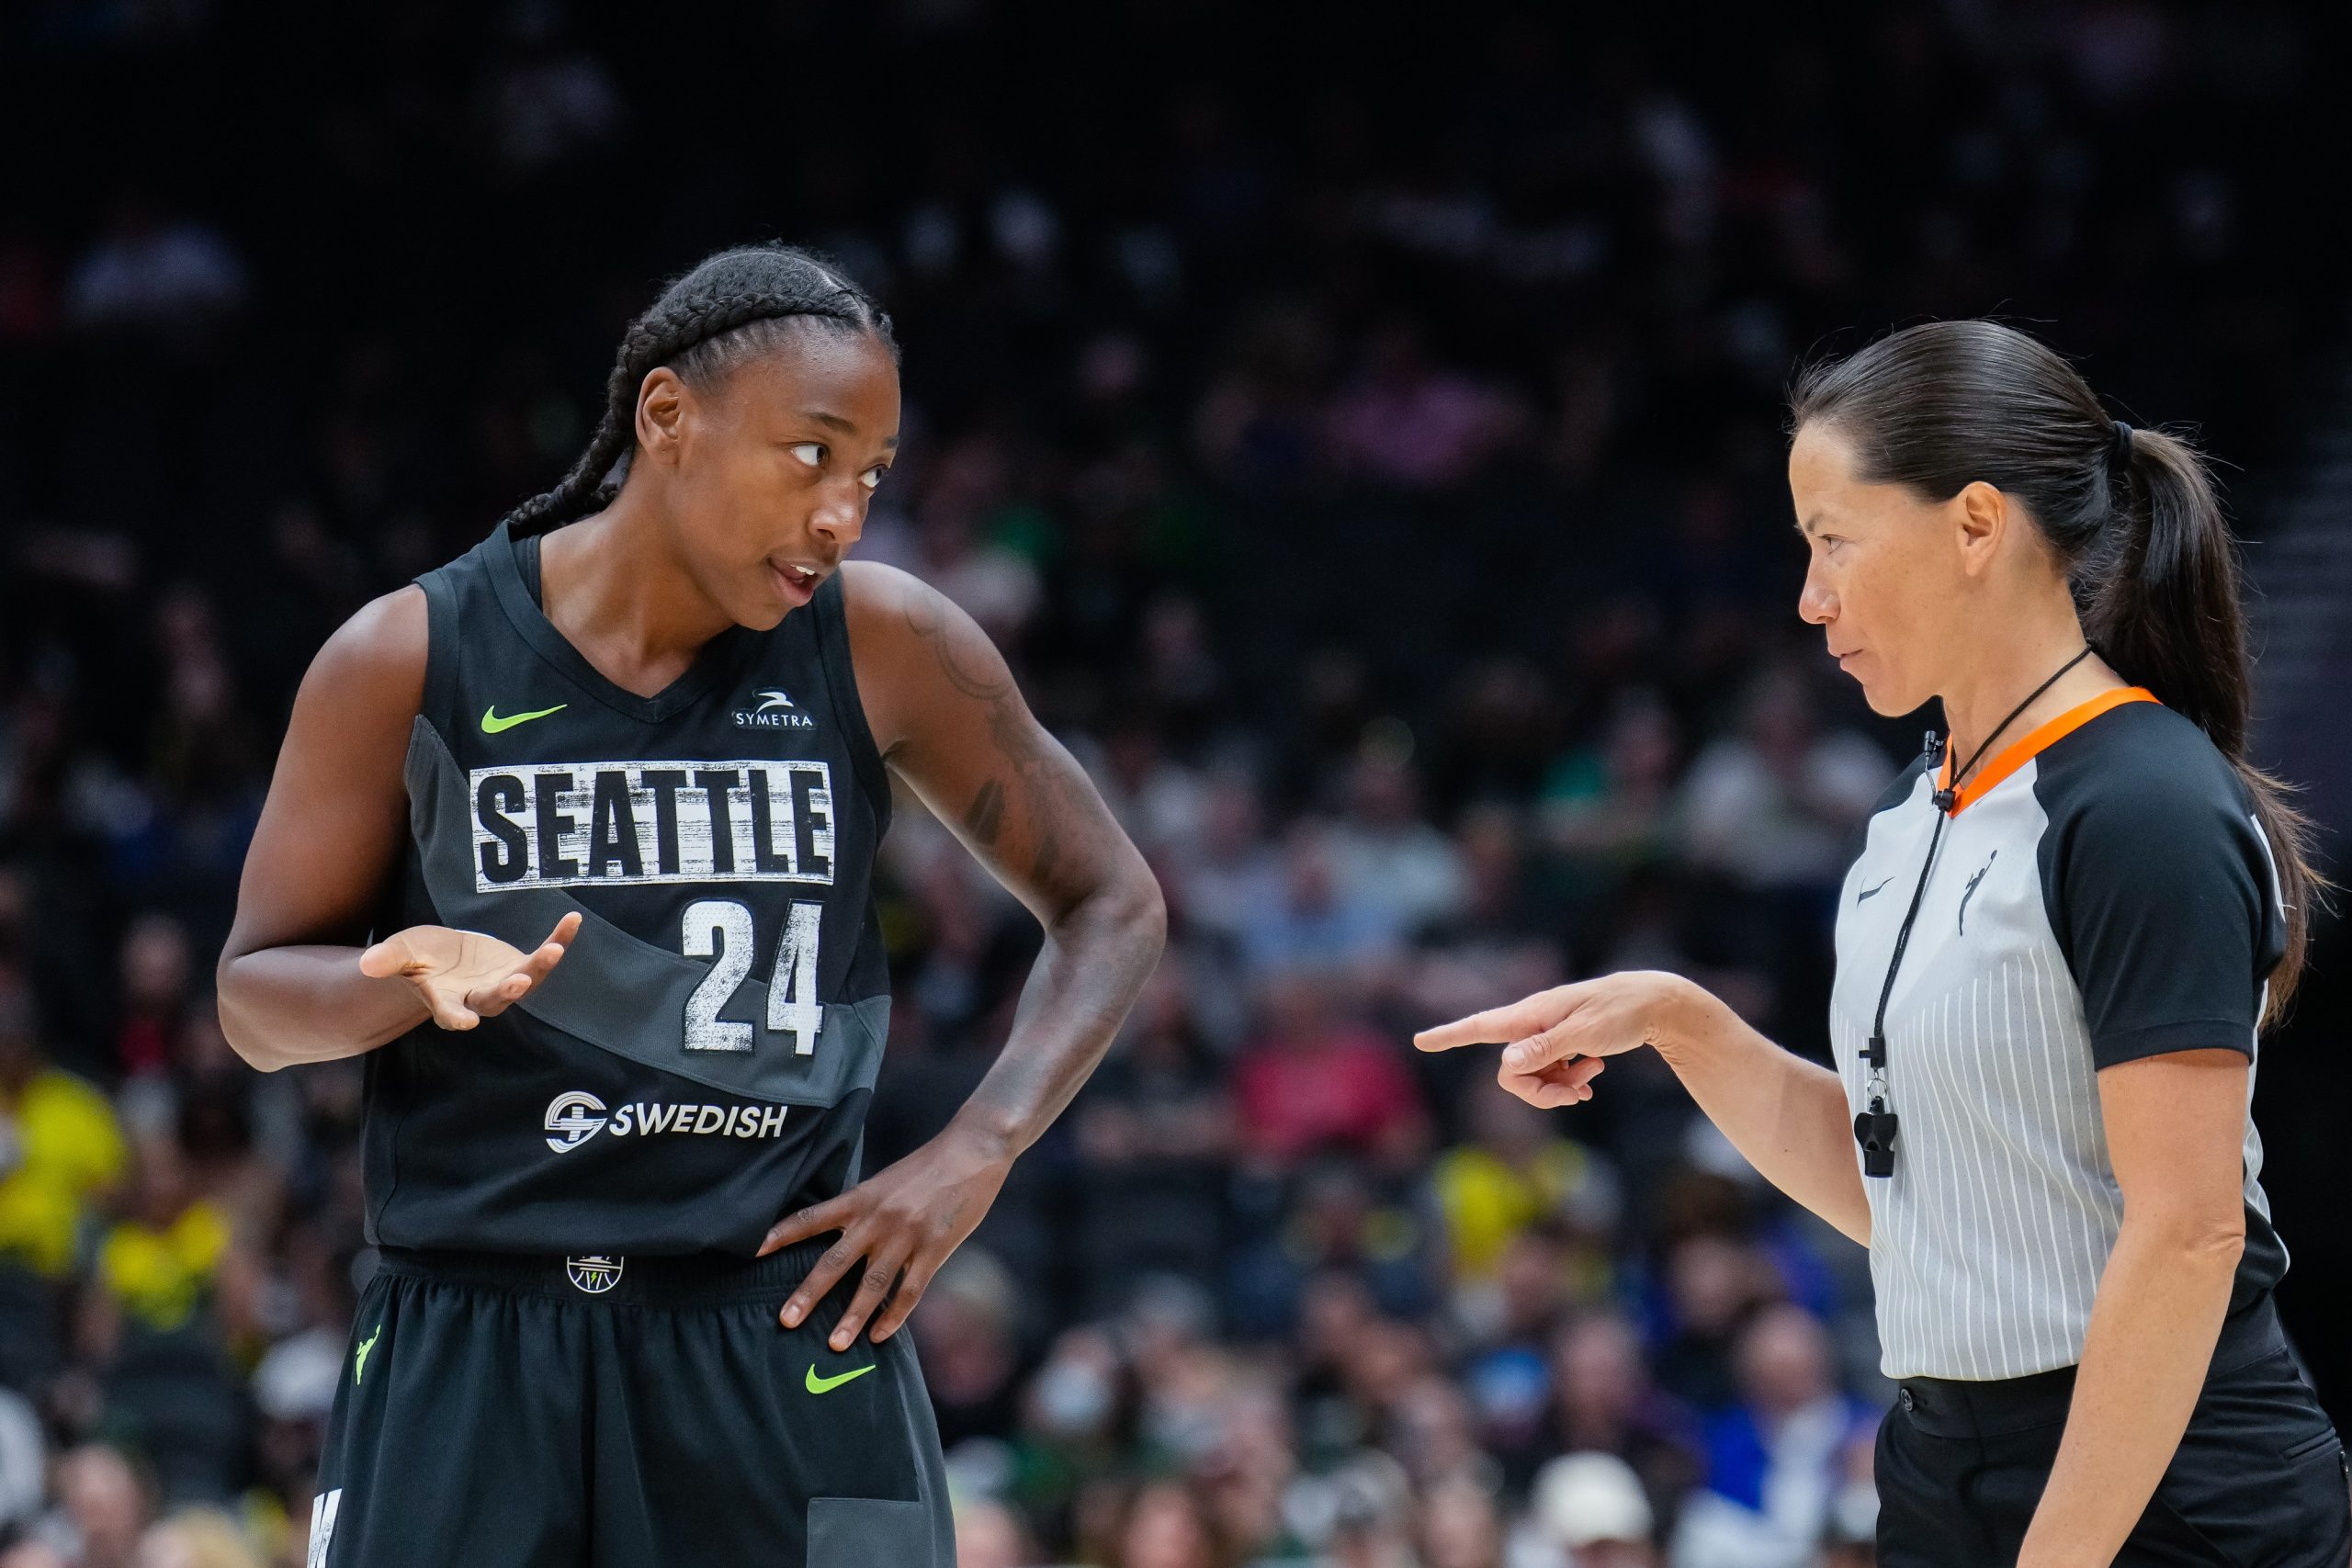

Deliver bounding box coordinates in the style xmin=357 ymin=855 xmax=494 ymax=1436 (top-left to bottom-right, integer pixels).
xmin=906 ymin=586 xmax=1096 ymax=908
xmin=900 ymin=590 xmax=1013 ymax=702
xmin=889 ymin=580 xmax=1165 ymax=1160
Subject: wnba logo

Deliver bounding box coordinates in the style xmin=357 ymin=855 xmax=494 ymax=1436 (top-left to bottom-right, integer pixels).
xmin=544 ymin=1090 xmax=609 ymax=1153
xmin=566 ymin=1256 xmax=624 ymax=1294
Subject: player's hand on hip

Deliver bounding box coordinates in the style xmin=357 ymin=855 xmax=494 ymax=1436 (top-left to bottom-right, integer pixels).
xmin=357 ymin=910 xmax=582 ymax=1030
xmin=1415 ymin=970 xmax=1694 ymax=1110
xmin=760 ymin=1120 xmax=1014 ymax=1350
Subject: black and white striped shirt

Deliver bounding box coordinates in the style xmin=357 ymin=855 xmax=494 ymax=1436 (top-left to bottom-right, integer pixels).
xmin=1830 ymin=689 xmax=2288 ymax=1382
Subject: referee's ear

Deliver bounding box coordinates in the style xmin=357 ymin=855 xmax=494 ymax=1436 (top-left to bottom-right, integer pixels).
xmin=1951 ymin=479 xmax=2012 ymax=578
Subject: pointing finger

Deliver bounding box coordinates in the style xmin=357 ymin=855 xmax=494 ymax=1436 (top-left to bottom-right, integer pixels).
xmin=1413 ymin=987 xmax=1576 ymax=1053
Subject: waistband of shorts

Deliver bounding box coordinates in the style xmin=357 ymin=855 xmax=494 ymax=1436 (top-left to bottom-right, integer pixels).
xmin=1894 ymin=1291 xmax=2289 ymax=1440
xmin=371 ymin=1237 xmax=838 ymax=1307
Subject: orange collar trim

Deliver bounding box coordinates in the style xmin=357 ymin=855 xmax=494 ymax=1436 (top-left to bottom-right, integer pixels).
xmin=1936 ymin=686 xmax=2159 ymax=815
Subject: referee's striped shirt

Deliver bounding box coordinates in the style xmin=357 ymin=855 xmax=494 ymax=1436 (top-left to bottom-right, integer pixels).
xmin=1830 ymin=688 xmax=2289 ymax=1382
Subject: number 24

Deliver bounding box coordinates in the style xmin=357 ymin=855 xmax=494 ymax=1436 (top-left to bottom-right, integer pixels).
xmin=679 ymin=899 xmax=821 ymax=1056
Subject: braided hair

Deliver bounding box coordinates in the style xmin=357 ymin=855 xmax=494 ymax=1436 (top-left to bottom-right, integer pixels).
xmin=506 ymin=243 xmax=898 ymax=537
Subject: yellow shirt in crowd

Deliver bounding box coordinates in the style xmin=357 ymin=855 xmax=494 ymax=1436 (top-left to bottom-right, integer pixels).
xmin=0 ymin=1067 xmax=128 ymax=1276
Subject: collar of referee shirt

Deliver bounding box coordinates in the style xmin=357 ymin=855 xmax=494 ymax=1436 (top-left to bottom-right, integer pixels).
xmin=1932 ymin=681 xmax=2157 ymax=815
xmin=1854 ymin=647 xmax=2155 ymax=1178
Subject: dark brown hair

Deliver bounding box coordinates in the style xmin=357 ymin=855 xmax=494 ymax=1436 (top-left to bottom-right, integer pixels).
xmin=1792 ymin=319 xmax=2322 ymax=1023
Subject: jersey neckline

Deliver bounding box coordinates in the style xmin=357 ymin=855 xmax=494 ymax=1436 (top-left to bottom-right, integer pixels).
xmin=484 ymin=516 xmax=758 ymax=726
xmin=1935 ymin=685 xmax=2160 ymax=815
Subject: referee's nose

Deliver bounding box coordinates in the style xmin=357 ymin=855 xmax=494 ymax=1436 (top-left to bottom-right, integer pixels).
xmin=1798 ymin=565 xmax=1837 ymax=626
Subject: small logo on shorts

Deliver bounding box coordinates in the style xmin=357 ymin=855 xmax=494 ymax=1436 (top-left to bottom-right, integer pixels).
xmin=567 ymin=1256 xmax=624 ymax=1294
xmin=805 ymin=1361 xmax=876 ymax=1395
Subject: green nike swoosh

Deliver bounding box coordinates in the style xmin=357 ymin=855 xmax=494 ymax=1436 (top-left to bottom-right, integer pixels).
xmin=805 ymin=1362 xmax=876 ymax=1395
xmin=481 ymin=703 xmax=568 ymax=734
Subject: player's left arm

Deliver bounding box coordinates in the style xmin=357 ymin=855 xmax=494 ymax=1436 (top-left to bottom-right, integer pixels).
xmin=758 ymin=561 xmax=1167 ymax=1348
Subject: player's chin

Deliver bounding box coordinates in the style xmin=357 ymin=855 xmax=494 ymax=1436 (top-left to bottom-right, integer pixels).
xmin=727 ymin=575 xmax=797 ymax=631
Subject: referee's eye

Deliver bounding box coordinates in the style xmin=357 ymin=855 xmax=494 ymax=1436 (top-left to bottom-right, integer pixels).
xmin=789 ymin=442 xmax=826 ymax=468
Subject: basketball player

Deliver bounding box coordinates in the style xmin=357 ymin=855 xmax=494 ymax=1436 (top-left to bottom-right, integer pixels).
xmin=216 ymin=244 xmax=1166 ymax=1566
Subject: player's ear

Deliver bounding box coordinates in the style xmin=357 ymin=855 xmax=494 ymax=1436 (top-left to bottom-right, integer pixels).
xmin=633 ymin=367 xmax=690 ymax=463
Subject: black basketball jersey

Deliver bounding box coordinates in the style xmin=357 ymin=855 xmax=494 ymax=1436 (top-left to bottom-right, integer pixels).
xmin=361 ymin=517 xmax=894 ymax=1256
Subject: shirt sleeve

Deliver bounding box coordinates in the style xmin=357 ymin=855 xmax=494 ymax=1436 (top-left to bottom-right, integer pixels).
xmin=2046 ymin=766 xmax=2278 ymax=1069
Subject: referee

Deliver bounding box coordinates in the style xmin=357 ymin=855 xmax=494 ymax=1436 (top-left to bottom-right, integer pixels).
xmin=1419 ymin=321 xmax=2350 ymax=1564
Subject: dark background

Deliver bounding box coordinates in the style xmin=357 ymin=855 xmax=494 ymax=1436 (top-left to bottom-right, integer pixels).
xmin=0 ymin=3 xmax=2346 ymax=1564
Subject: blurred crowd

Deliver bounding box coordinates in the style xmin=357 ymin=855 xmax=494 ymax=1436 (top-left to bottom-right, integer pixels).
xmin=1 ymin=1 xmax=2345 ymax=1564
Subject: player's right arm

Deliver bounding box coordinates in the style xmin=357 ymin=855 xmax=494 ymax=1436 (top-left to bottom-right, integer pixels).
xmin=216 ymin=587 xmax=578 ymax=1072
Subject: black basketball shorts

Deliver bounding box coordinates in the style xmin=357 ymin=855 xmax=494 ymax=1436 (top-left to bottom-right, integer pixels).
xmin=308 ymin=1239 xmax=954 ymax=1566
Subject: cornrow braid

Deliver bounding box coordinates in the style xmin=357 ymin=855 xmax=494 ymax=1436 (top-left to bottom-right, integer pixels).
xmin=506 ymin=243 xmax=898 ymax=537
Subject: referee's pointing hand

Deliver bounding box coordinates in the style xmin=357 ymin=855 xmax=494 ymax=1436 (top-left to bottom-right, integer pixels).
xmin=1416 ymin=971 xmax=1696 ymax=1110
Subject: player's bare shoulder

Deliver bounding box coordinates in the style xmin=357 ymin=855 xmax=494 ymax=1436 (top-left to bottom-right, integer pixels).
xmin=835 ymin=559 xmax=1018 ymax=757
xmin=304 ymin=582 xmax=431 ymax=726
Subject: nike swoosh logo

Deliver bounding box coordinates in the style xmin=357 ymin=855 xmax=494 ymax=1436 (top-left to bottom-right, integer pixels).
xmin=481 ymin=703 xmax=568 ymax=734
xmin=1858 ymin=877 xmax=1894 ymax=903
xmin=806 ymin=1362 xmax=876 ymax=1395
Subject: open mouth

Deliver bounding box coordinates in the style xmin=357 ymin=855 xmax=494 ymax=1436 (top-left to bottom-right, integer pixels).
xmin=771 ymin=559 xmax=822 ymax=600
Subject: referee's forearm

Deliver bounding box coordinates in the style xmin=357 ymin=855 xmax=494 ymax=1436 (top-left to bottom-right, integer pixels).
xmin=1657 ymin=986 xmax=1871 ymax=1246
xmin=2018 ymin=1220 xmax=2241 ymax=1564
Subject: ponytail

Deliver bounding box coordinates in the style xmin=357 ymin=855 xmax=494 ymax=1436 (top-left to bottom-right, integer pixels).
xmin=2085 ymin=426 xmax=2245 ymax=752
xmin=2090 ymin=425 xmax=2324 ymax=1023
xmin=1792 ymin=320 xmax=2325 ymax=1023
xmin=507 ymin=243 xmax=897 ymax=538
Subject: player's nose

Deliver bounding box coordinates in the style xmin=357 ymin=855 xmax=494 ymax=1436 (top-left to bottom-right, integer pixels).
xmin=808 ymin=486 xmax=865 ymax=551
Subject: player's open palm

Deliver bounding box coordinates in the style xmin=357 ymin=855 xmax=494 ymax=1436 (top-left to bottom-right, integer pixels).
xmin=1415 ymin=970 xmax=1693 ymax=1109
xmin=359 ymin=910 xmax=582 ymax=1031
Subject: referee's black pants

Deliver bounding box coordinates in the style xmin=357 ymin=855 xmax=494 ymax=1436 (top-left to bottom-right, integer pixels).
xmin=1875 ymin=1294 xmax=2350 ymax=1565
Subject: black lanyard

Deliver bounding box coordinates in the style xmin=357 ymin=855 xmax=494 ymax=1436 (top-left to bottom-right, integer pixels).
xmin=1855 ymin=647 xmax=2097 ymax=1178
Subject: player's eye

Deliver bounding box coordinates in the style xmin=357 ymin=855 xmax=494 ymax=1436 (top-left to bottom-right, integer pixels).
xmin=789 ymin=442 xmax=826 ymax=468
xmin=860 ymin=465 xmax=888 ymax=492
